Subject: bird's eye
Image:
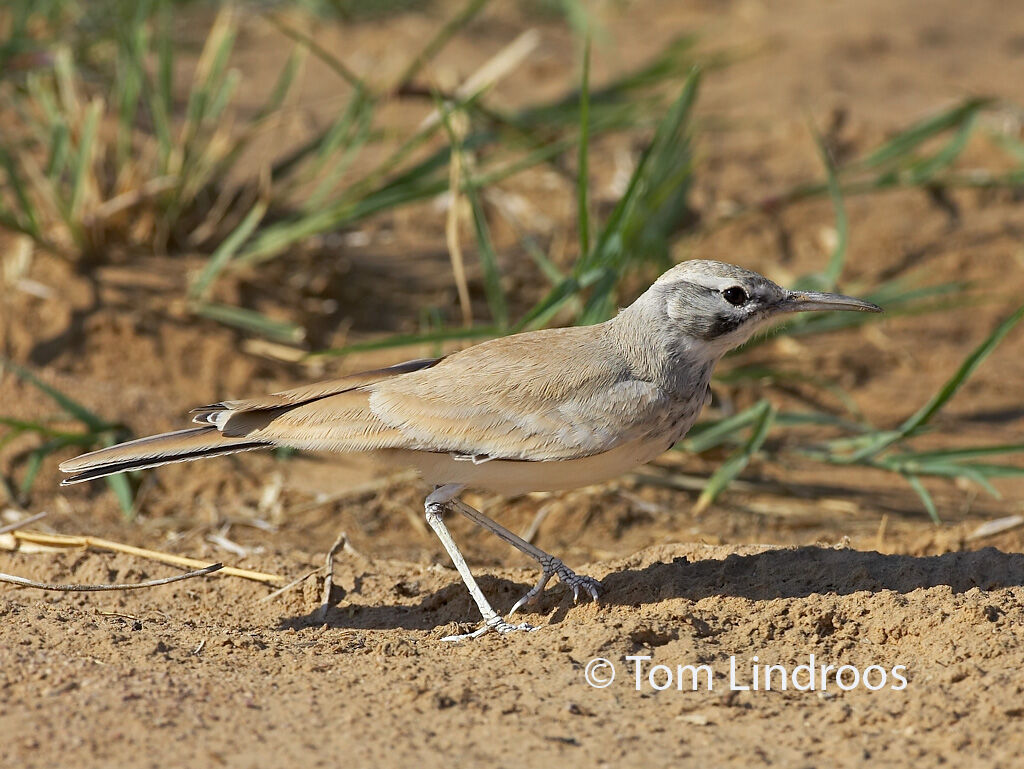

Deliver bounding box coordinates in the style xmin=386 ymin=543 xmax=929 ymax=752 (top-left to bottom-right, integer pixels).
xmin=722 ymin=286 xmax=748 ymax=306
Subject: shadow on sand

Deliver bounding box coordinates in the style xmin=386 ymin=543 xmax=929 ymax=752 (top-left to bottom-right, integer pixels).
xmin=277 ymin=545 xmax=1024 ymax=633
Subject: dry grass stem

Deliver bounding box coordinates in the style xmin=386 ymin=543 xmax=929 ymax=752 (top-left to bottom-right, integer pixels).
xmin=0 ymin=512 xmax=48 ymax=536
xmin=7 ymin=530 xmax=283 ymax=584
xmin=318 ymin=530 xmax=350 ymax=623
xmin=0 ymin=562 xmax=222 ymax=591
xmin=258 ymin=568 xmax=319 ymax=604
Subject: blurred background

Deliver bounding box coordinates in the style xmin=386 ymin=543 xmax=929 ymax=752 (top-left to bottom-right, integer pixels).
xmin=3 ymin=0 xmax=1024 ymax=563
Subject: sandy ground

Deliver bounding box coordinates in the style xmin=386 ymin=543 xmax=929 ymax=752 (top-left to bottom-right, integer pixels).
xmin=3 ymin=0 xmax=1024 ymax=766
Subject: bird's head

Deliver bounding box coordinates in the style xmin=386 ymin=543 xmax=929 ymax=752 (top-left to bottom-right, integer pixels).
xmin=636 ymin=259 xmax=882 ymax=356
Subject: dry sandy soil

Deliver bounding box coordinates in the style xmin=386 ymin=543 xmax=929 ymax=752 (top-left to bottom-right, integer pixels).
xmin=3 ymin=0 xmax=1024 ymax=766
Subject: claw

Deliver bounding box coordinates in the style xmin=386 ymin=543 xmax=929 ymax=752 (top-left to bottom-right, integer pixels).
xmin=508 ymin=557 xmax=601 ymax=617
xmin=507 ymin=595 xmax=531 ymax=617
xmin=508 ymin=569 xmax=554 ymax=616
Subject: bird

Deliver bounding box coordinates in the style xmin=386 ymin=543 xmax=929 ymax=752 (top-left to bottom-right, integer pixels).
xmin=60 ymin=260 xmax=881 ymax=640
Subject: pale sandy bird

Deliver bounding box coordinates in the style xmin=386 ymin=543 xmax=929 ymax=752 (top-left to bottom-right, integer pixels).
xmin=61 ymin=260 xmax=880 ymax=639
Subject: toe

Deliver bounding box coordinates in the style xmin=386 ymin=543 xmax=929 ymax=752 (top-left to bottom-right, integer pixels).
xmin=496 ymin=621 xmax=536 ymax=634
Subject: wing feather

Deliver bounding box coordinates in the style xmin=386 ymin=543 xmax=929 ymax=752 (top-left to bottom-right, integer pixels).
xmin=62 ymin=325 xmax=677 ymax=487
xmin=364 ymin=325 xmax=670 ymax=461
xmin=191 ymin=358 xmax=439 ymax=422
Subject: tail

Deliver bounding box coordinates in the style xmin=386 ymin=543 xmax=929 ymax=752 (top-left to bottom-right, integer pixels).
xmin=59 ymin=427 xmax=270 ymax=486
xmin=59 ymin=356 xmax=441 ymax=486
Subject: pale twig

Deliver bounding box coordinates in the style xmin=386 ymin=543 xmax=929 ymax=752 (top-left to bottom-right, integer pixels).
xmin=520 ymin=502 xmax=553 ymax=545
xmin=10 ymin=530 xmax=283 ymax=585
xmin=875 ymin=513 xmax=889 ymax=553
xmin=418 ymin=29 xmax=540 ymax=131
xmin=0 ymin=563 xmax=222 ymax=591
xmin=0 ymin=512 xmax=47 ymax=536
xmin=86 ymin=176 xmax=176 ymax=223
xmin=258 ymin=568 xmax=319 ymax=604
xmin=968 ymin=515 xmax=1024 ymax=542
xmin=96 ymin=610 xmax=141 ymax=621
xmin=206 ymin=525 xmax=253 ymax=557
xmin=445 ymin=111 xmax=473 ymax=328
xmin=318 ymin=531 xmax=349 ymax=623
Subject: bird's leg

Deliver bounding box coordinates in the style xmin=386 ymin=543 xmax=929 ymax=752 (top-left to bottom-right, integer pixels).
xmin=424 ymin=484 xmax=534 ymax=641
xmin=448 ymin=498 xmax=601 ymax=616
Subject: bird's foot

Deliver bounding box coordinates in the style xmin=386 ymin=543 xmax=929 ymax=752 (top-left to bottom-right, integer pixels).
xmin=441 ymin=614 xmax=536 ymax=642
xmin=509 ymin=557 xmax=601 ymax=616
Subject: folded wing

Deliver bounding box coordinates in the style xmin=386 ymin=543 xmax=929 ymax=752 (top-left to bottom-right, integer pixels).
xmin=61 ymin=327 xmax=667 ymax=485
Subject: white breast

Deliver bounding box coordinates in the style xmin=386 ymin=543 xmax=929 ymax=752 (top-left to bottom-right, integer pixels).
xmin=375 ymin=372 xmax=709 ymax=495
xmin=379 ymin=433 xmax=674 ymax=495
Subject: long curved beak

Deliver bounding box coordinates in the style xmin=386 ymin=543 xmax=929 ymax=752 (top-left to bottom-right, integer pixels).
xmin=779 ymin=290 xmax=882 ymax=314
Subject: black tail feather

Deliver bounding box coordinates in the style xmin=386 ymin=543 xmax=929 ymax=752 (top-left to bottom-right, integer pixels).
xmin=60 ymin=441 xmax=269 ymax=486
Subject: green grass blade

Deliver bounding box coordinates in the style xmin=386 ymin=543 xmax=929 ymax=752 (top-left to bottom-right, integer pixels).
xmin=879 ymin=460 xmax=1015 ymax=499
xmin=988 ymin=129 xmax=1024 ymax=166
xmin=257 ymin=44 xmax=305 ymax=121
xmin=513 ymin=276 xmax=581 ymax=332
xmin=68 ymin=98 xmax=101 ymax=225
xmin=945 ymin=467 xmax=1002 ymax=498
xmin=105 ymin=472 xmax=136 ymax=518
xmin=577 ymin=35 xmax=591 ymax=262
xmin=242 ymin=132 xmax=567 ymax=267
xmin=557 ymin=0 xmax=598 ymax=39
xmin=890 ymin=443 xmax=1024 ymax=463
xmin=0 ymin=416 xmax=93 ymax=440
xmin=313 ymin=326 xmax=498 ymax=358
xmin=904 ymin=474 xmax=941 ymax=524
xmin=19 ymin=447 xmax=47 ymax=496
xmin=577 ymin=68 xmax=701 ymax=324
xmin=0 ymin=357 xmax=110 ymax=432
xmin=694 ymin=401 xmax=775 ymax=513
xmin=947 ymin=463 xmax=1024 ymax=479
xmin=0 ymin=146 xmax=41 ymax=238
xmin=514 ymin=35 xmax=700 ymax=130
xmin=303 ymin=88 xmax=374 ymax=211
xmin=812 ymin=124 xmax=847 ymax=290
xmin=837 ymin=303 xmax=1024 ymax=464
xmin=716 ymin=363 xmax=864 ymax=419
xmin=151 ymin=0 xmax=174 ymax=169
xmin=680 ymin=398 xmax=772 ymax=453
xmin=818 ymin=429 xmax=904 ymax=455
xmin=266 ymin=16 xmax=363 ymax=88
xmin=773 ymin=410 xmax=871 ymax=433
xmin=435 ymin=93 xmax=509 ymax=331
xmin=392 ymin=0 xmax=492 ymax=92
xmin=189 ymin=195 xmax=270 ymax=300
xmin=114 ymin=9 xmax=148 ymax=168
xmin=465 ymin=182 xmax=508 ymax=329
xmin=906 ymin=109 xmax=977 ymax=184
xmin=45 ymin=119 xmax=70 ymax=184
xmin=854 ymin=97 xmax=992 ymax=172
xmin=897 ymin=303 xmax=1024 ymax=437
xmin=174 ymin=8 xmax=236 ymax=185
xmin=190 ymin=302 xmax=304 ymax=344
xmin=0 ymin=427 xmax=26 ymax=454
xmin=25 ymin=71 xmax=61 ymax=126
xmin=53 ymin=46 xmax=79 ymax=117
xmin=203 ymin=68 xmax=241 ymax=128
